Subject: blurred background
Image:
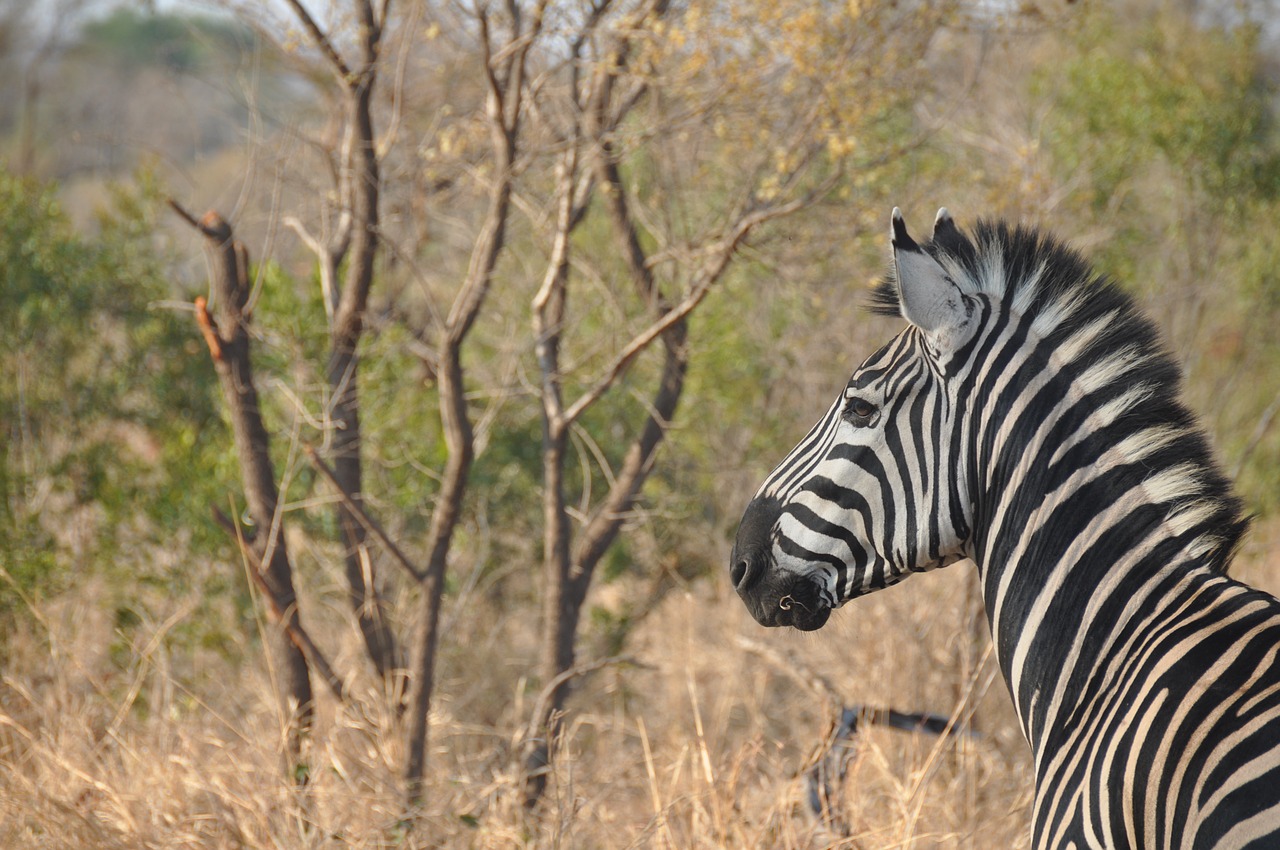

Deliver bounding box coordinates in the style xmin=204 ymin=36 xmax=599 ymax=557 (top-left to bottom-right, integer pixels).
xmin=2 ymin=0 xmax=1279 ymax=846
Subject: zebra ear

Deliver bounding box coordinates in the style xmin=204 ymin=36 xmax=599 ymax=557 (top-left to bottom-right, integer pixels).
xmin=932 ymin=207 xmax=957 ymax=241
xmin=891 ymin=208 xmax=967 ymax=338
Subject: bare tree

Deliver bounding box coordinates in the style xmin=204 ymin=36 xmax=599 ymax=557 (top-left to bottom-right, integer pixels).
xmin=172 ymin=0 xmax=942 ymax=807
xmin=519 ymin=0 xmax=851 ymax=802
xmin=278 ymin=0 xmax=404 ymax=690
xmin=174 ymin=205 xmax=315 ymax=767
xmin=195 ymin=0 xmax=551 ymax=800
xmin=404 ymin=0 xmax=549 ymax=805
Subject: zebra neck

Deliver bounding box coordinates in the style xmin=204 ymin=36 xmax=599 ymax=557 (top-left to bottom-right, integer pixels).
xmin=962 ymin=328 xmax=1233 ymax=752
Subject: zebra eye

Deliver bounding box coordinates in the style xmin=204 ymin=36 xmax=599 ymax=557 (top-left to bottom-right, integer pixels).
xmin=846 ymin=396 xmax=877 ymax=423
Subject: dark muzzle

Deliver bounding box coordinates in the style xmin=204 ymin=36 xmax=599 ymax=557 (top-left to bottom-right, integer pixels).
xmin=730 ymin=495 xmax=831 ymax=631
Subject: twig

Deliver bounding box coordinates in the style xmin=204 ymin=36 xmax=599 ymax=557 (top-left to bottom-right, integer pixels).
xmin=282 ymin=0 xmax=353 ymax=82
xmin=212 ymin=507 xmax=349 ymax=704
xmin=193 ymin=296 xmax=222 ymax=361
xmin=561 ymin=280 xmax=708 ymax=426
xmin=284 ymin=216 xmax=338 ymax=325
xmin=733 ymin=635 xmax=846 ymax=710
xmin=167 ymin=198 xmax=223 ymax=239
xmin=519 ymin=654 xmax=648 ymax=749
xmin=302 ymin=444 xmax=426 ymax=582
xmin=1231 ymin=390 xmax=1280 ymax=481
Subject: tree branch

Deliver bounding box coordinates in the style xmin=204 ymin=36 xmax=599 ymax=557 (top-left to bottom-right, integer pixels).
xmin=193 ymin=296 xmax=223 ymax=362
xmin=213 ymin=507 xmax=348 ymax=704
xmin=519 ymin=654 xmax=644 ymax=750
xmin=477 ymin=10 xmax=506 ymax=132
xmin=532 ymin=145 xmax=582 ymax=430
xmin=284 ymin=216 xmax=339 ymax=325
xmin=167 ymin=198 xmax=219 ymax=237
xmin=303 ymin=444 xmax=426 ymax=582
xmin=561 ymin=291 xmax=696 ymax=428
xmin=283 ymin=0 xmax=353 ymax=82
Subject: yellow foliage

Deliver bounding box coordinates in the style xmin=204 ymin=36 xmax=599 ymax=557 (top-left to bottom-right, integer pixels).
xmin=637 ymin=0 xmax=945 ymax=181
xmin=827 ymin=134 xmax=858 ymax=158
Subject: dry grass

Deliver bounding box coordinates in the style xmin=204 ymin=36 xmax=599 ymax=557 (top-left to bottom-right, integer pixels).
xmin=19 ymin=514 xmax=1280 ymax=849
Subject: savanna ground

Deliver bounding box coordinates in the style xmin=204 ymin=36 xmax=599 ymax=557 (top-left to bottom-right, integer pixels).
xmin=4 ymin=564 xmax=1038 ymax=848
xmin=8 ymin=528 xmax=1280 ymax=848
xmin=3 ymin=0 xmax=1280 ymax=847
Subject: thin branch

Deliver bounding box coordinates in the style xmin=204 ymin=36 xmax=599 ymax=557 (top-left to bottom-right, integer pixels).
xmin=734 ymin=635 xmax=846 ymax=709
xmin=167 ymin=198 xmax=221 ymax=239
xmin=283 ymin=0 xmax=353 ymax=82
xmin=532 ymin=146 xmax=582 ymax=429
xmin=477 ymin=10 xmax=506 ymax=129
xmin=213 ymin=507 xmax=348 ymax=704
xmin=1232 ymin=390 xmax=1280 ymax=481
xmin=518 ymin=655 xmax=646 ymax=749
xmin=377 ymin=0 xmax=420 ymax=158
xmin=561 ymin=287 xmax=700 ymax=426
xmin=284 ymin=216 xmax=338 ymax=325
xmin=561 ymin=187 xmax=828 ymax=426
xmin=303 ymin=444 xmax=427 ymax=582
xmin=167 ymin=197 xmax=203 ymax=232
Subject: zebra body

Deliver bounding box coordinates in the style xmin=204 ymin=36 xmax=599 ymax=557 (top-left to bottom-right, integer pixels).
xmin=730 ymin=208 xmax=1280 ymax=848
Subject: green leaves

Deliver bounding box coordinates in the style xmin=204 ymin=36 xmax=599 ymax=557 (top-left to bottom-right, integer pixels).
xmin=1032 ymin=7 xmax=1280 ymax=515
xmin=1046 ymin=10 xmax=1279 ymax=210
xmin=0 ymin=170 xmax=226 ymax=625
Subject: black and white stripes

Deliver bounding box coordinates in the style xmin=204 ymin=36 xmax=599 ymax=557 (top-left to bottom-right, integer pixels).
xmin=729 ymin=209 xmax=1280 ymax=848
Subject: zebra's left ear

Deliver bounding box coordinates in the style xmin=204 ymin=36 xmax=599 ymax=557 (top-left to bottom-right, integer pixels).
xmin=891 ymin=208 xmax=969 ymax=344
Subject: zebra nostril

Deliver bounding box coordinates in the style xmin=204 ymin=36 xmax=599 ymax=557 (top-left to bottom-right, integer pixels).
xmin=732 ymin=496 xmax=781 ymax=594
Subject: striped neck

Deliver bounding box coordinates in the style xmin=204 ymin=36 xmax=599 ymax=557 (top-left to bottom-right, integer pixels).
xmin=961 ymin=295 xmax=1243 ymax=753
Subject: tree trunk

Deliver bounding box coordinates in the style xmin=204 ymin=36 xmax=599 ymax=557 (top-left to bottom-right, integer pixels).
xmin=189 ymin=211 xmax=315 ymax=764
xmin=529 ymin=323 xmax=688 ymax=776
xmin=329 ymin=347 xmax=402 ymax=686
xmin=405 ymin=348 xmax=476 ymax=804
xmin=524 ymin=417 xmax=574 ymax=802
xmin=401 ymin=0 xmax=542 ymax=806
xmin=328 ymin=68 xmax=403 ymax=691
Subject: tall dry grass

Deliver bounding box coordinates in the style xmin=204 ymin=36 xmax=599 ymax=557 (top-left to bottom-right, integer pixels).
xmin=21 ymin=513 xmax=1280 ymax=848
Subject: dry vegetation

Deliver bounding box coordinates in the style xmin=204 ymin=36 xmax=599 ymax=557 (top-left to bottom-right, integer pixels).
xmin=4 ymin=543 xmax=1279 ymax=847
xmin=1 ymin=563 xmax=1045 ymax=848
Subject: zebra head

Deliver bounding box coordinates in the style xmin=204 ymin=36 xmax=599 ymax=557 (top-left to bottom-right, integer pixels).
xmin=731 ymin=208 xmax=979 ymax=630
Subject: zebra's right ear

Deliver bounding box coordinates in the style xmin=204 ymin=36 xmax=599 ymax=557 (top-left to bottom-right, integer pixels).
xmin=891 ymin=208 xmax=968 ymax=341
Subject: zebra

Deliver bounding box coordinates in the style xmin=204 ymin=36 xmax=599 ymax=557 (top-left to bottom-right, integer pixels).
xmin=730 ymin=207 xmax=1280 ymax=849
